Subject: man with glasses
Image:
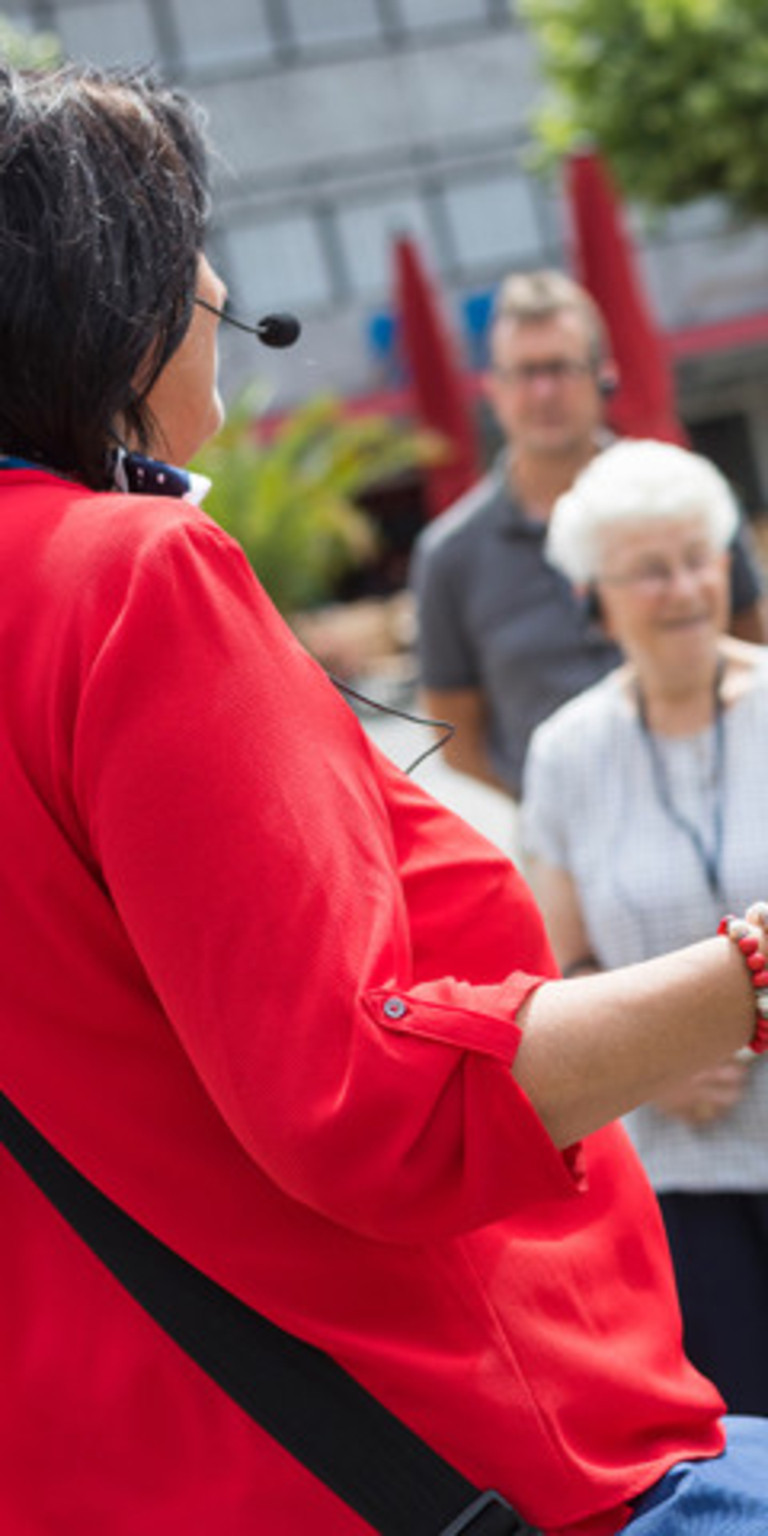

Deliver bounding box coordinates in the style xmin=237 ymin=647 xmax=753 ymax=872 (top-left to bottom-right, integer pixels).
xmin=410 ymin=270 xmax=766 ymax=800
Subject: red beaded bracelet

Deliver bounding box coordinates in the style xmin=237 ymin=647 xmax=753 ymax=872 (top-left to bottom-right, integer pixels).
xmin=718 ymin=914 xmax=768 ymax=1055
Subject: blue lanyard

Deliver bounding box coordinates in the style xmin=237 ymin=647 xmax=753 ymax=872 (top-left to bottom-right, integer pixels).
xmin=0 ymin=455 xmax=50 ymax=471
xmin=636 ymin=660 xmax=726 ymax=900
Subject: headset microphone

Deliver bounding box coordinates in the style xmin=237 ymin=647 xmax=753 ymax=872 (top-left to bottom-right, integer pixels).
xmin=254 ymin=312 xmax=302 ymax=349
xmin=195 ymin=296 xmax=301 ymax=349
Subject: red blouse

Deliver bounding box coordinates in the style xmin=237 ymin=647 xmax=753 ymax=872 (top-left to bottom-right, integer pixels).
xmin=0 ymin=469 xmax=723 ymax=1534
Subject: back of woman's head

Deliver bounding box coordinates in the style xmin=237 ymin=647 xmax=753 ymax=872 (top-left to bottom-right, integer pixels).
xmin=0 ymin=63 xmax=210 ymax=487
xmin=546 ymin=438 xmax=740 ymax=586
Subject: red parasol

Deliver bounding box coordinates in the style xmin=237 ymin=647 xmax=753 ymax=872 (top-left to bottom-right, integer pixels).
xmin=565 ymin=149 xmax=688 ymax=445
xmin=392 ymin=233 xmax=481 ymax=518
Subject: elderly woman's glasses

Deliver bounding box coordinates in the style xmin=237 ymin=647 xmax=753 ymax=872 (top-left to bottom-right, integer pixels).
xmin=194 ymin=296 xmax=300 ymax=349
xmin=599 ymin=547 xmax=722 ymax=597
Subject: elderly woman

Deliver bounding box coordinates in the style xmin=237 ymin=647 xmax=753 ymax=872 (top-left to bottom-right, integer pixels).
xmin=5 ymin=63 xmax=768 ymax=1534
xmin=522 ymin=437 xmax=768 ymax=1416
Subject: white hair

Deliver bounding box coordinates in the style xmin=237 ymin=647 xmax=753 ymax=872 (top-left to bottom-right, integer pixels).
xmin=546 ymin=439 xmax=740 ymax=586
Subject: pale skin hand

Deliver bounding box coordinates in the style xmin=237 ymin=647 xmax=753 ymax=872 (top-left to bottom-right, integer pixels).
xmin=653 ymin=1059 xmax=750 ymax=1127
xmin=524 ymin=857 xmax=752 ymax=1130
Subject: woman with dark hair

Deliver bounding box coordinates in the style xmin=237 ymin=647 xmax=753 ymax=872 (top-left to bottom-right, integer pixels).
xmin=0 ymin=65 xmax=213 ymax=485
xmin=2 ymin=62 xmax=768 ymax=1535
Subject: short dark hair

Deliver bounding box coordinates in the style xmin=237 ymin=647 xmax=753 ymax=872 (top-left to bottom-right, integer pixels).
xmin=0 ymin=63 xmax=210 ymax=487
xmin=492 ymin=269 xmax=609 ymax=368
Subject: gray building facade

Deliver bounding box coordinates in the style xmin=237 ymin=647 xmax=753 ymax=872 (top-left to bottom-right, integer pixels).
xmin=6 ymin=0 xmax=768 ymax=504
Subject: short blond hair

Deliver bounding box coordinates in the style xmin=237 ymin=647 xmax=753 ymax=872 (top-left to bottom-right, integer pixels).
xmin=492 ymin=269 xmax=608 ymax=367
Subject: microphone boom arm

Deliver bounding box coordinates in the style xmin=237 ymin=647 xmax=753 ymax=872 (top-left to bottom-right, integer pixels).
xmin=194 ymin=296 xmax=301 ymax=349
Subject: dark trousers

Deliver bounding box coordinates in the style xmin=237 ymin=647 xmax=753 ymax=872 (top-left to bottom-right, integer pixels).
xmin=658 ymin=1191 xmax=768 ymax=1416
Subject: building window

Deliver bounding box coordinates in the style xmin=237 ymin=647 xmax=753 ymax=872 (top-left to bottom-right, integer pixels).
xmin=284 ymin=0 xmax=384 ymax=51
xmin=53 ymin=0 xmax=158 ymax=69
xmin=169 ymin=0 xmax=275 ymax=72
xmin=226 ymin=214 xmax=333 ymax=313
xmin=443 ymin=172 xmax=543 ymax=276
xmin=337 ymin=192 xmax=441 ymax=301
xmin=397 ymin=0 xmax=488 ymax=30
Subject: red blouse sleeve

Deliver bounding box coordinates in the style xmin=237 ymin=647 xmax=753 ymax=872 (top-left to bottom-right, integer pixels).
xmin=73 ymin=513 xmax=583 ymax=1241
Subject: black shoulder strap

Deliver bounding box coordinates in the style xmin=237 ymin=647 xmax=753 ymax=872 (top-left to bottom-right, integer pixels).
xmin=0 ymin=1091 xmax=539 ymax=1536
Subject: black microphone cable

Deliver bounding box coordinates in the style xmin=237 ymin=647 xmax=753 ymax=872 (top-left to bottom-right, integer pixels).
xmin=196 ymin=297 xmax=453 ymax=774
xmin=329 ymin=674 xmax=456 ymax=777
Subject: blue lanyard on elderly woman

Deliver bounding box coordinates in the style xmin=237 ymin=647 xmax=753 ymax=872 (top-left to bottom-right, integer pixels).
xmin=635 ymin=658 xmax=726 ymax=902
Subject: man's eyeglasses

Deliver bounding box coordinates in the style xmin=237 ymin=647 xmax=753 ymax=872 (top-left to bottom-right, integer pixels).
xmin=492 ymin=358 xmax=594 ymax=387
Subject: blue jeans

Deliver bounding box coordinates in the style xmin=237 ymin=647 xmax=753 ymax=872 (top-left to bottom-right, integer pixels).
xmin=628 ymin=1417 xmax=768 ymax=1532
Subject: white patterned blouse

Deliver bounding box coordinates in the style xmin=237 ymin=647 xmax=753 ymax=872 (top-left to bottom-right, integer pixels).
xmin=521 ymin=657 xmax=768 ymax=1192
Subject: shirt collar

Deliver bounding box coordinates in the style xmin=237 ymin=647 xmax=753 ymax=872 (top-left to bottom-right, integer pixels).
xmin=112 ymin=449 xmax=211 ymax=506
xmin=486 ymin=452 xmax=546 ymax=539
xmin=0 ymin=450 xmax=211 ymax=507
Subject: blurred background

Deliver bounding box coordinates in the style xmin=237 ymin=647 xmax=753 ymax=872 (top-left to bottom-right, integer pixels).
xmin=5 ymin=0 xmax=768 ymax=490
xmin=3 ymin=0 xmax=768 ymax=752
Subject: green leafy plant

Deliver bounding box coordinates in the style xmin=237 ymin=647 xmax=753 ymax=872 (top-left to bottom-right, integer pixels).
xmin=0 ymin=12 xmax=60 ymax=69
xmin=193 ymin=386 xmax=444 ymax=615
xmin=522 ymin=0 xmax=768 ymax=221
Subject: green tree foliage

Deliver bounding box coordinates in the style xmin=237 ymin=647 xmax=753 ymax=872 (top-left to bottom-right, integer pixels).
xmin=193 ymin=386 xmax=445 ymax=615
xmin=522 ymin=0 xmax=768 ymax=220
xmin=0 ymin=12 xmax=60 ymax=69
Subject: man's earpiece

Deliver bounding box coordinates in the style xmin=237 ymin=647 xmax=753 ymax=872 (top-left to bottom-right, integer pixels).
xmin=583 ymin=586 xmax=604 ymax=625
xmin=597 ymin=370 xmax=618 ymax=400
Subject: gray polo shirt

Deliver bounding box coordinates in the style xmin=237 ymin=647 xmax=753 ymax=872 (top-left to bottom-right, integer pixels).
xmin=410 ymin=453 xmax=763 ymax=798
